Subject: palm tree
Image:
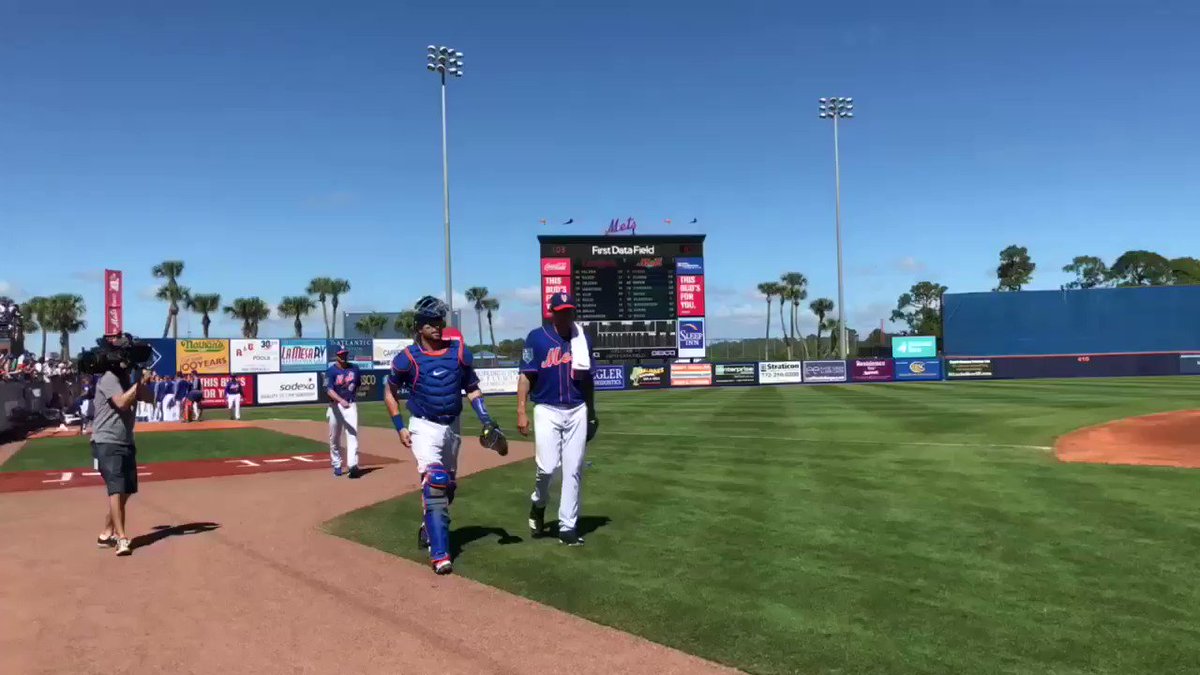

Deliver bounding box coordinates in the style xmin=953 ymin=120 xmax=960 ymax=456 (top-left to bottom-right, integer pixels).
xmin=394 ymin=310 xmax=417 ymax=337
xmin=22 ymin=296 xmax=50 ymax=360
xmin=152 ymin=260 xmax=187 ymax=338
xmin=482 ymin=298 xmax=500 ymax=350
xmin=822 ymin=317 xmax=841 ymax=357
xmin=329 ymin=278 xmax=351 ymax=339
xmin=354 ymin=313 xmax=388 ymax=338
xmin=780 ymin=272 xmax=808 ymax=351
xmin=810 ymin=298 xmax=834 ymax=356
xmin=465 ymin=286 xmax=490 ymax=347
xmin=757 ymin=282 xmax=776 ymax=360
xmin=223 ymin=297 xmax=270 ymax=338
xmin=13 ymin=298 xmax=36 ymax=356
xmin=278 ymin=296 xmax=316 ymax=338
xmin=186 ymin=293 xmax=222 ymax=338
xmin=306 ymin=277 xmax=334 ymax=338
xmin=46 ymin=294 xmax=86 ymax=359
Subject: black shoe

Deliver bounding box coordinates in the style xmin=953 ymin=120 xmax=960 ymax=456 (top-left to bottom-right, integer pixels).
xmin=528 ymin=503 xmax=546 ymax=537
xmin=558 ymin=529 xmax=584 ymax=547
xmin=347 ymin=465 xmax=361 ymax=479
xmin=417 ymin=524 xmax=430 ymax=550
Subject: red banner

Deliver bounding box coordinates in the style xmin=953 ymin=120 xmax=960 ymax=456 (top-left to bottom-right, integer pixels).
xmin=104 ymin=269 xmax=123 ymax=335
xmin=198 ymin=374 xmax=256 ymax=409
xmin=677 ymin=274 xmax=705 ymax=317
xmin=541 ymin=258 xmax=573 ymax=319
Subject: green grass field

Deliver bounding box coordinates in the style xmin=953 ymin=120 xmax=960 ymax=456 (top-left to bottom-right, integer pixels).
xmin=1 ymin=428 xmax=328 ymax=472
xmin=312 ymin=379 xmax=1200 ymax=674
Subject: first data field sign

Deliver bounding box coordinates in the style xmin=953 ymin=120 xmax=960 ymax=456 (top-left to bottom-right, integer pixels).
xmin=892 ymin=336 xmax=937 ymax=359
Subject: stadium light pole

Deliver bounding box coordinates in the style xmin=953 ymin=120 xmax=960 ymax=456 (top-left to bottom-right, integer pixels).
xmin=819 ymin=96 xmax=853 ymax=359
xmin=427 ymin=45 xmax=464 ymax=323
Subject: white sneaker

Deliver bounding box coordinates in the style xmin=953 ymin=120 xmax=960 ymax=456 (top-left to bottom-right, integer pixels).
xmin=115 ymin=539 xmax=132 ymax=556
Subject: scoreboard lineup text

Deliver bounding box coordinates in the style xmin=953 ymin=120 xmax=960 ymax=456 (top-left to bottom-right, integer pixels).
xmin=538 ymin=235 xmax=707 ymax=361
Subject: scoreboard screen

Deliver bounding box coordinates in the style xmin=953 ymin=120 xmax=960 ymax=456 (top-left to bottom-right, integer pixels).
xmin=539 ymin=235 xmax=706 ymax=361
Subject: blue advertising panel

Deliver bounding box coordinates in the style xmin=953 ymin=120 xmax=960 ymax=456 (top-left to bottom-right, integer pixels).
xmin=803 ymin=360 xmax=848 ymax=383
xmin=593 ymin=364 xmax=627 ymax=391
xmin=675 ymin=257 xmax=705 ymax=275
xmin=319 ymin=368 xmax=388 ymax=402
xmin=327 ymin=339 xmax=372 ymax=368
xmin=146 ymin=338 xmax=177 ymax=377
xmin=280 ymin=339 xmax=328 ymax=372
xmin=894 ymin=358 xmax=942 ymax=381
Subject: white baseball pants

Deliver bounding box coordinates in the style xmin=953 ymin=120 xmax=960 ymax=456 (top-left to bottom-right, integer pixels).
xmin=327 ymin=402 xmax=359 ymax=470
xmin=408 ymin=416 xmax=462 ymax=475
xmin=226 ymin=394 xmax=242 ymax=419
xmin=162 ymin=394 xmax=178 ymax=422
xmin=531 ymin=403 xmax=589 ymax=533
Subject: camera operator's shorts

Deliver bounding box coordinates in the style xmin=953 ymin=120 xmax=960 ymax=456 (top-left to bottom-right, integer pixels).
xmin=94 ymin=442 xmax=138 ymax=496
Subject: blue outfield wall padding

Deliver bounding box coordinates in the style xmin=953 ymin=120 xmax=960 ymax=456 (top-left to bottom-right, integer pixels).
xmin=943 ymin=286 xmax=1200 ymax=357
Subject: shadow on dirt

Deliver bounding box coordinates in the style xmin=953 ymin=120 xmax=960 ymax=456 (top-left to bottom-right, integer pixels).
xmin=133 ymin=522 xmax=221 ymax=549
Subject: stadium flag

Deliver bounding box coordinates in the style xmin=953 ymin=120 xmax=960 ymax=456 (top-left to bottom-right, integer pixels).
xmin=664 ymin=218 xmax=672 ymax=224
xmin=104 ymin=270 xmax=123 ymax=335
xmin=563 ymin=218 xmax=574 ymax=224
xmin=539 ymin=218 xmax=547 ymax=225
xmin=690 ymin=218 xmax=698 ymax=223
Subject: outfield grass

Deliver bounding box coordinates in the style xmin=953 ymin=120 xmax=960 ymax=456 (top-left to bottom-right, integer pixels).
xmin=1 ymin=428 xmax=328 ymax=472
xmin=323 ymin=379 xmax=1200 ymax=674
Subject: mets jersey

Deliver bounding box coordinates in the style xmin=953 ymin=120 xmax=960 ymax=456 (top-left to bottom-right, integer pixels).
xmin=387 ymin=342 xmax=479 ymax=424
xmin=325 ymin=363 xmax=361 ymax=403
xmin=520 ymin=326 xmax=594 ymax=408
xmin=225 ymin=379 xmax=242 ymax=396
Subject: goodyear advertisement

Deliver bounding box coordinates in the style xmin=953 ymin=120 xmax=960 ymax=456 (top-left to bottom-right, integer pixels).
xmin=894 ymin=358 xmax=942 ymax=381
xmin=594 ymin=364 xmax=627 ymax=391
xmin=176 ymin=339 xmax=230 ymax=374
xmin=629 ymin=365 xmax=667 ymax=389
xmin=713 ymin=362 xmax=757 ymax=386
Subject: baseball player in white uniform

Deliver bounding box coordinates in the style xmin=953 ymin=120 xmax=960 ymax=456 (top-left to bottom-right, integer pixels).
xmin=224 ymin=377 xmax=243 ymax=420
xmin=325 ymin=346 xmax=362 ymax=478
xmin=517 ymin=292 xmax=599 ymax=546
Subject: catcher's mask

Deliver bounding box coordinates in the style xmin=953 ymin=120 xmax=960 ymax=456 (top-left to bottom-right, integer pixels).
xmin=414 ymin=296 xmax=449 ymax=326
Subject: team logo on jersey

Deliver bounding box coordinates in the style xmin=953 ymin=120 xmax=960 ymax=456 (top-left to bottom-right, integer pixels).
xmin=541 ymin=346 xmax=572 ymax=368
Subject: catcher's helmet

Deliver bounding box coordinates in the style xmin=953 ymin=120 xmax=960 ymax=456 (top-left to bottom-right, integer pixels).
xmin=414 ymin=296 xmax=449 ymax=324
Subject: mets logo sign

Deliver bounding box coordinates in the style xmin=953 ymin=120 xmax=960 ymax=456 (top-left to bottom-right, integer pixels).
xmin=678 ymin=320 xmax=705 ymax=349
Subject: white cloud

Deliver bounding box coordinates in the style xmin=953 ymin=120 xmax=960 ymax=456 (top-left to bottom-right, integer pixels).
xmin=504 ymin=286 xmax=543 ymax=305
xmin=895 ymin=256 xmax=926 ymax=274
xmin=137 ymin=286 xmax=159 ymax=301
xmin=0 ymin=280 xmax=23 ymax=299
xmin=70 ymin=269 xmax=106 ymax=283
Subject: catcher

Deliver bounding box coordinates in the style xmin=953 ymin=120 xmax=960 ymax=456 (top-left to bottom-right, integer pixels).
xmin=384 ymin=296 xmax=507 ymax=575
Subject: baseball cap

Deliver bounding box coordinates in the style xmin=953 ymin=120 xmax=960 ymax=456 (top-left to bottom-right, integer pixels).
xmin=548 ymin=292 xmax=575 ymax=312
xmin=335 ymin=344 xmax=349 ymax=355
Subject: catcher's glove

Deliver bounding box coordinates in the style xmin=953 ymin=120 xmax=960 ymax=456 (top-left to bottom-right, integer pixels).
xmin=480 ymin=422 xmax=508 ymax=456
xmin=586 ymin=416 xmax=599 ymax=443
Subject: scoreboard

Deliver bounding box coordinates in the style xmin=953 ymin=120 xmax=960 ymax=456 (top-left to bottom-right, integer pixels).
xmin=538 ymin=235 xmax=706 ymax=361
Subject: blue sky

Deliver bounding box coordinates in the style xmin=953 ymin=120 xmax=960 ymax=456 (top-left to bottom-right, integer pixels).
xmin=2 ymin=0 xmax=1198 ymax=348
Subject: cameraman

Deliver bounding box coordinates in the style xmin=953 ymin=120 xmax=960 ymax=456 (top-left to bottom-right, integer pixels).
xmin=92 ymin=343 xmax=152 ymax=557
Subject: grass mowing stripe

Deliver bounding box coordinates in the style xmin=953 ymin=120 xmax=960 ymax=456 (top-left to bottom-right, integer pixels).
xmin=601 ymin=429 xmax=1054 ymax=451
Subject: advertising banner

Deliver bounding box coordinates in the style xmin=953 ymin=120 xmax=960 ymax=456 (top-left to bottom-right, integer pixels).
xmin=146 ymin=338 xmax=177 ymax=377
xmin=670 ymin=362 xmax=712 ymax=387
xmin=104 ymin=269 xmax=123 ymax=336
xmin=541 ymin=258 xmax=572 ymax=319
xmin=176 ymin=339 xmax=230 ymax=374
xmin=373 ymin=338 xmax=413 ymax=368
xmin=894 ymin=358 xmax=942 ymax=381
xmin=476 ymin=368 xmax=519 ymax=394
xmin=629 ymin=365 xmax=667 ymax=389
xmin=198 ymin=374 xmax=256 ymax=409
xmin=892 ymin=336 xmax=937 ymax=359
xmin=851 ymin=359 xmax=894 ymax=382
xmin=677 ymin=318 xmax=706 ymax=359
xmin=676 ymin=274 xmax=706 ymax=318
xmin=280 ymin=339 xmax=328 ymax=372
xmin=230 ymin=339 xmax=281 ymax=373
xmin=258 ymin=372 xmax=320 ymax=405
xmin=946 ymin=358 xmax=994 ymax=379
xmin=713 ymin=362 xmax=758 ymax=386
xmin=803 ymin=360 xmax=848 ymax=383
xmin=594 ymin=364 xmax=627 ymax=391
xmin=327 ymin=339 xmax=372 ymax=368
xmin=319 ymin=369 xmax=386 ymax=403
xmin=758 ymin=361 xmax=803 ymax=384
xmin=1182 ymin=355 xmax=1200 ymax=375
xmin=990 ymin=353 xmax=1179 ymax=379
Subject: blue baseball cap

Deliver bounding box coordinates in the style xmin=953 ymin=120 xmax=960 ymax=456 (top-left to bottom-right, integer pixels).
xmin=335 ymin=344 xmax=349 ymax=355
xmin=548 ymin=292 xmax=575 ymax=312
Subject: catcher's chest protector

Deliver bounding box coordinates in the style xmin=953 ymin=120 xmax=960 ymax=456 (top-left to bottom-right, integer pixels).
xmin=405 ymin=345 xmax=467 ymax=418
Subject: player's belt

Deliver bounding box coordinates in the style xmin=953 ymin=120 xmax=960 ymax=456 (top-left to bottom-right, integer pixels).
xmin=412 ymin=413 xmax=456 ymax=425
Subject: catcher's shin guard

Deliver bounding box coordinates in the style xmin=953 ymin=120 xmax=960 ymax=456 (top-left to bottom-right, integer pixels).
xmin=422 ymin=463 xmax=453 ymax=564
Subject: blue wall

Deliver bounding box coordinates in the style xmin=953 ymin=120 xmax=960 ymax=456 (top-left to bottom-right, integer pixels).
xmin=943 ymin=286 xmax=1200 ymax=356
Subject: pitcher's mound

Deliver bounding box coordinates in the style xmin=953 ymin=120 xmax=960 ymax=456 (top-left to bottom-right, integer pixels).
xmin=1056 ymin=410 xmax=1200 ymax=468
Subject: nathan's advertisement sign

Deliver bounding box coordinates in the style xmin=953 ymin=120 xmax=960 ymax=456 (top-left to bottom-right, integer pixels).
xmin=629 ymin=365 xmax=667 ymax=389
xmin=594 ymin=364 xmax=627 ymax=391
xmin=230 ymin=339 xmax=281 ymax=373
xmin=676 ymin=318 xmax=706 ymax=359
xmin=714 ymin=362 xmax=757 ymax=386
xmin=851 ymin=359 xmax=893 ymax=382
xmin=198 ymin=374 xmax=256 ymax=409
xmin=476 ymin=368 xmax=519 ymax=394
xmin=946 ymin=358 xmax=994 ymax=379
xmin=327 ymin=339 xmax=373 ymax=368
xmin=758 ymin=360 xmax=803 ymax=384
xmin=670 ymin=362 xmax=712 ymax=387
xmin=258 ymin=372 xmax=320 ymax=404
xmin=176 ymin=339 xmax=230 ymax=374
xmin=894 ymin=358 xmax=942 ymax=381
xmin=373 ymin=339 xmax=414 ymax=368
xmin=280 ymin=339 xmax=328 ymax=372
